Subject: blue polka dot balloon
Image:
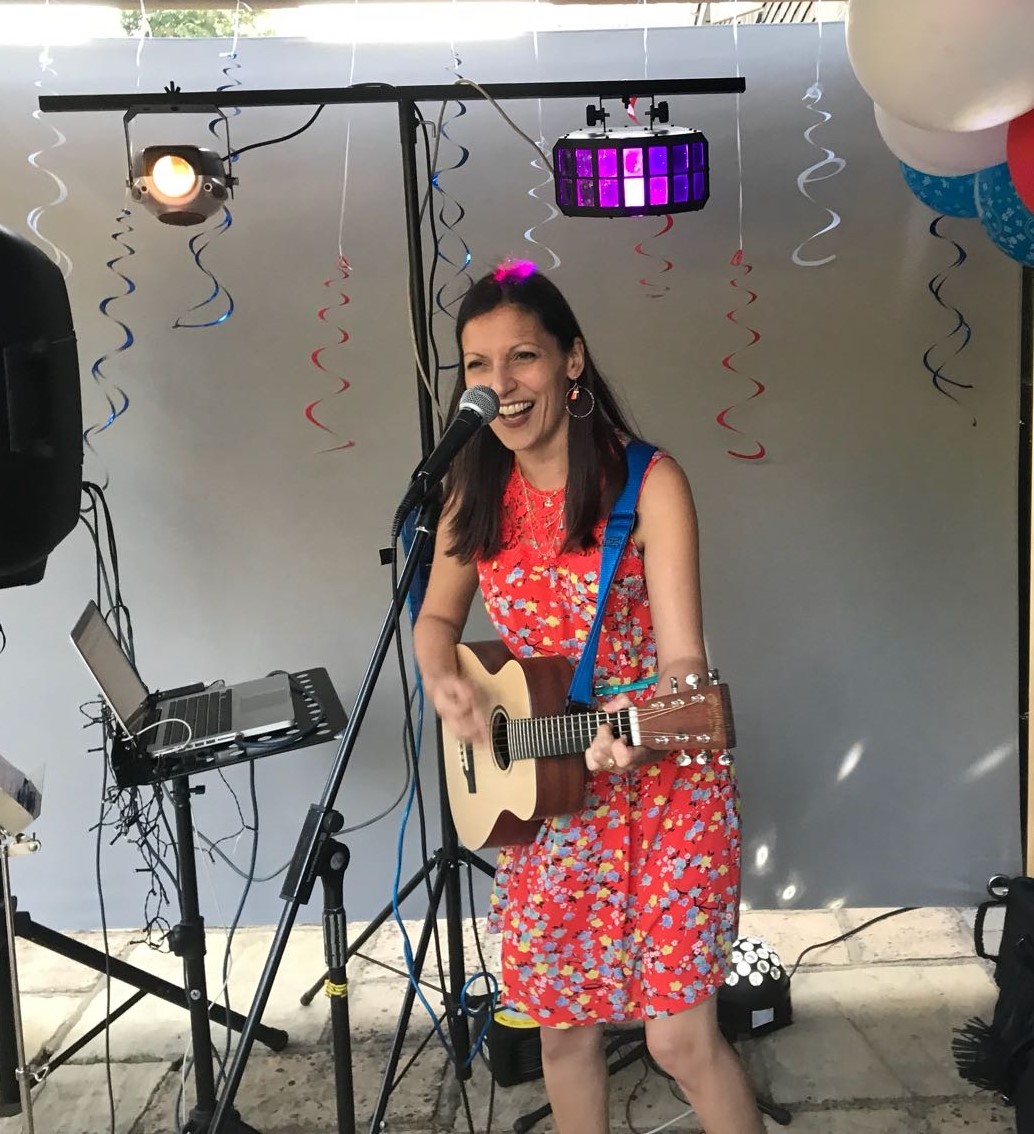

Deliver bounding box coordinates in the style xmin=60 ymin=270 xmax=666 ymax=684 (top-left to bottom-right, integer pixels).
xmin=900 ymin=162 xmax=979 ymax=218
xmin=976 ymin=161 xmax=1034 ymax=267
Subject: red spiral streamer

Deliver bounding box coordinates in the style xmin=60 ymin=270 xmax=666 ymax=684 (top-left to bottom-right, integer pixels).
xmin=305 ymin=256 xmax=355 ymax=452
xmin=625 ymin=97 xmax=675 ymax=299
xmin=634 ymin=213 xmax=674 ymax=298
xmin=717 ymin=249 xmax=766 ymax=461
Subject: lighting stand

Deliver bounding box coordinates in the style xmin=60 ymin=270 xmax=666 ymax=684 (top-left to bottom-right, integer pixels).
xmin=37 ymin=73 xmax=746 ymax=1134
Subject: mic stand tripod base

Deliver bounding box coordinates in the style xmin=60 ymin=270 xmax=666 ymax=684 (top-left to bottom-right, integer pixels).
xmin=184 ymin=1106 xmax=262 ymax=1134
xmin=0 ymin=830 xmax=41 ymax=1132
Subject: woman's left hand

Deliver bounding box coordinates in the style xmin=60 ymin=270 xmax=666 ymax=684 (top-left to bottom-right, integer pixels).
xmin=585 ymin=693 xmax=652 ymax=774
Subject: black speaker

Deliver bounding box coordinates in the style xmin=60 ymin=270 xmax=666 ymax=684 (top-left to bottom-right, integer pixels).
xmin=0 ymin=225 xmax=83 ymax=588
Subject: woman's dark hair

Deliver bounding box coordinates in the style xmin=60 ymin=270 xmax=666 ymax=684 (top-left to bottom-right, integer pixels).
xmin=444 ymin=265 xmax=640 ymax=563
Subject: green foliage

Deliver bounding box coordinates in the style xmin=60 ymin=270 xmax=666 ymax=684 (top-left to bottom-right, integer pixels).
xmin=120 ymin=8 xmax=261 ymax=38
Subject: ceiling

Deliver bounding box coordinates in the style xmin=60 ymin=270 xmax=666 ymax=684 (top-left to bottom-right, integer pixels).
xmin=0 ymin=0 xmax=848 ymax=18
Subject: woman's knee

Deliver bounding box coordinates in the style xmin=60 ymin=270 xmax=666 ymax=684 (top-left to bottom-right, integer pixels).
xmin=644 ymin=1001 xmax=724 ymax=1083
xmin=540 ymin=1022 xmax=605 ymax=1064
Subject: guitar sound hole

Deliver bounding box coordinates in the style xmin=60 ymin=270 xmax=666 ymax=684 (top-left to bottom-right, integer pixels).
xmin=490 ymin=709 xmax=511 ymax=771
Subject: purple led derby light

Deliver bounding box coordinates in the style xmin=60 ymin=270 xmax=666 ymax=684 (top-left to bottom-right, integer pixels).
xmin=553 ymin=126 xmax=709 ymax=218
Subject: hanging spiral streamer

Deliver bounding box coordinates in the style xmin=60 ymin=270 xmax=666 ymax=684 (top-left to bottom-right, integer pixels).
xmin=171 ymin=211 xmax=235 ymax=329
xmin=84 ymin=209 xmax=136 ymax=483
xmin=78 ymin=1 xmax=149 ymax=486
xmin=626 ymin=83 xmax=674 ymax=299
xmin=430 ymin=46 xmax=475 ymax=386
xmin=523 ymin=101 xmax=561 ymax=272
xmin=718 ymin=250 xmax=766 ymax=461
xmin=524 ymin=36 xmax=560 ymax=272
xmin=27 ymin=46 xmax=72 ymax=279
xmin=305 ymin=255 xmax=356 ymax=452
xmin=923 ymin=215 xmax=974 ymax=419
xmin=173 ymin=16 xmax=242 ymax=330
xmin=305 ymin=35 xmax=358 ymax=452
xmin=634 ymin=214 xmax=675 ymax=299
xmin=791 ymin=19 xmax=845 ymax=268
xmin=716 ymin=17 xmax=766 ymax=462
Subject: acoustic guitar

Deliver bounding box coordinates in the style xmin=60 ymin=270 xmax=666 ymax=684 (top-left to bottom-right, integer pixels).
xmin=442 ymin=640 xmax=735 ymax=851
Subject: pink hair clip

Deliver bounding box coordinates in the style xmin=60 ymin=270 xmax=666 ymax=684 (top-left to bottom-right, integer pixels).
xmin=492 ymin=259 xmax=537 ymax=283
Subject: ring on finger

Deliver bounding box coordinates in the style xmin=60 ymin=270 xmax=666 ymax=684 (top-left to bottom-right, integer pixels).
xmin=605 ymin=756 xmax=616 ymax=770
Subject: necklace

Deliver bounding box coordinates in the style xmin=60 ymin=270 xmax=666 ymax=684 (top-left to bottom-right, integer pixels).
xmin=518 ymin=469 xmax=566 ymax=556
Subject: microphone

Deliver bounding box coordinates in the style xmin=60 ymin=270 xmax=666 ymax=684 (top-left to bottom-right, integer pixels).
xmin=393 ymin=385 xmax=500 ymax=532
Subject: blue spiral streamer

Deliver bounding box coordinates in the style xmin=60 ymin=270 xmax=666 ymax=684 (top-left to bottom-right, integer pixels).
xmin=84 ymin=209 xmax=136 ymax=480
xmin=923 ymin=215 xmax=974 ymax=415
xmin=172 ymin=208 xmax=235 ymax=329
xmin=429 ymin=53 xmax=475 ymax=384
xmin=173 ymin=51 xmax=240 ymax=330
xmin=791 ymin=80 xmax=846 ymax=268
xmin=431 ymin=107 xmax=474 ymax=320
xmin=27 ymin=49 xmax=72 ymax=279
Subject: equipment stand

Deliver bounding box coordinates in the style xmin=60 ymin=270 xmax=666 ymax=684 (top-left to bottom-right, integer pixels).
xmin=168 ymin=775 xmax=264 ymax=1134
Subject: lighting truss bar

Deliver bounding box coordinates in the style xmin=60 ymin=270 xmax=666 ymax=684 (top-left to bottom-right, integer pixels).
xmin=38 ymin=76 xmax=744 ymax=115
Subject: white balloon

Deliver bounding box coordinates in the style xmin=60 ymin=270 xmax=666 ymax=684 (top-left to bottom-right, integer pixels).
xmin=847 ymin=0 xmax=1034 ymax=132
xmin=874 ymin=104 xmax=1008 ymax=175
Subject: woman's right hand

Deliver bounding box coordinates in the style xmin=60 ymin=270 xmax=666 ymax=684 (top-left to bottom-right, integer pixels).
xmin=428 ymin=674 xmax=490 ymax=745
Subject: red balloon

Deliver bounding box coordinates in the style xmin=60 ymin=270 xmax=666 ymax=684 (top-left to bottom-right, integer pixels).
xmin=1008 ymin=108 xmax=1034 ymax=214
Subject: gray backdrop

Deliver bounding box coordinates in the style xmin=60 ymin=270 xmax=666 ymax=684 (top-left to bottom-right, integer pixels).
xmin=0 ymin=21 xmax=1022 ymax=931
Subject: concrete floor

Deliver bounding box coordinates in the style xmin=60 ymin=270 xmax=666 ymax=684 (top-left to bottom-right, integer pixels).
xmin=0 ymin=905 xmax=1016 ymax=1133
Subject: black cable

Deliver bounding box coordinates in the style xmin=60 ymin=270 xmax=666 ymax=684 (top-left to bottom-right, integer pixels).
xmin=224 ymin=105 xmax=325 ymax=161
xmin=216 ymin=761 xmax=261 ymax=1088
xmin=221 ymin=83 xmax=398 ymax=163
xmin=94 ymin=747 xmax=117 ymax=1134
xmin=197 ymin=830 xmax=289 ymax=884
xmin=787 ymin=905 xmax=918 ymax=979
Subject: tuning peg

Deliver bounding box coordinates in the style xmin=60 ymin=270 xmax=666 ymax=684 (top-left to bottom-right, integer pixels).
xmin=707 ymin=667 xmax=720 ymax=684
xmin=685 ymin=673 xmax=701 ymax=689
xmin=669 ymin=677 xmax=679 ymax=694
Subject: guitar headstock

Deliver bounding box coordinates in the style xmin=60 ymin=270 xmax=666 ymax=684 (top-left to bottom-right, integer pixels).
xmin=638 ymin=672 xmax=735 ymax=753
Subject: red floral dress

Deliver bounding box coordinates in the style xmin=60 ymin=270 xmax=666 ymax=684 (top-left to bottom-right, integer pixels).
xmin=476 ymin=453 xmax=741 ymax=1028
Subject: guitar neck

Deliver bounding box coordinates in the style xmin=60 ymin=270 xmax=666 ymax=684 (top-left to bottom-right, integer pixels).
xmin=505 ymin=708 xmax=635 ymax=761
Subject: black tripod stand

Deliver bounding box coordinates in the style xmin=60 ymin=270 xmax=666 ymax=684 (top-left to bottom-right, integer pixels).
xmin=0 ymin=791 xmax=288 ymax=1122
xmin=165 ymin=774 xmax=274 ymax=1134
xmin=104 ymin=666 xmax=346 ymax=1133
xmin=298 ymin=749 xmax=496 ymax=1130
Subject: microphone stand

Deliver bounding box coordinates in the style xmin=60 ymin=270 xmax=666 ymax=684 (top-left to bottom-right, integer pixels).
xmin=208 ymin=490 xmax=441 ymax=1134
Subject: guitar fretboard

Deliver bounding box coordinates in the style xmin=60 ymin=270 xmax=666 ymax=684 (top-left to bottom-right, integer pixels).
xmin=501 ymin=709 xmax=634 ymax=761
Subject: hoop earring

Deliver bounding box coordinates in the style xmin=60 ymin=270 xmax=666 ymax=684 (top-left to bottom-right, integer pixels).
xmin=566 ymin=381 xmax=596 ymax=420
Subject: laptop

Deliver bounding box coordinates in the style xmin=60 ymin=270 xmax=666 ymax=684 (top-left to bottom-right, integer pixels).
xmin=70 ymin=600 xmax=296 ymax=756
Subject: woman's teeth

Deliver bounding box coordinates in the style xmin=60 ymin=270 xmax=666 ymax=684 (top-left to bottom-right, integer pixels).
xmin=499 ymin=402 xmax=533 ymax=418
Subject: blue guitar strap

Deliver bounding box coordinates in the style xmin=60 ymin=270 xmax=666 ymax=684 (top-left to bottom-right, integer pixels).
xmin=566 ymin=440 xmax=657 ymax=712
